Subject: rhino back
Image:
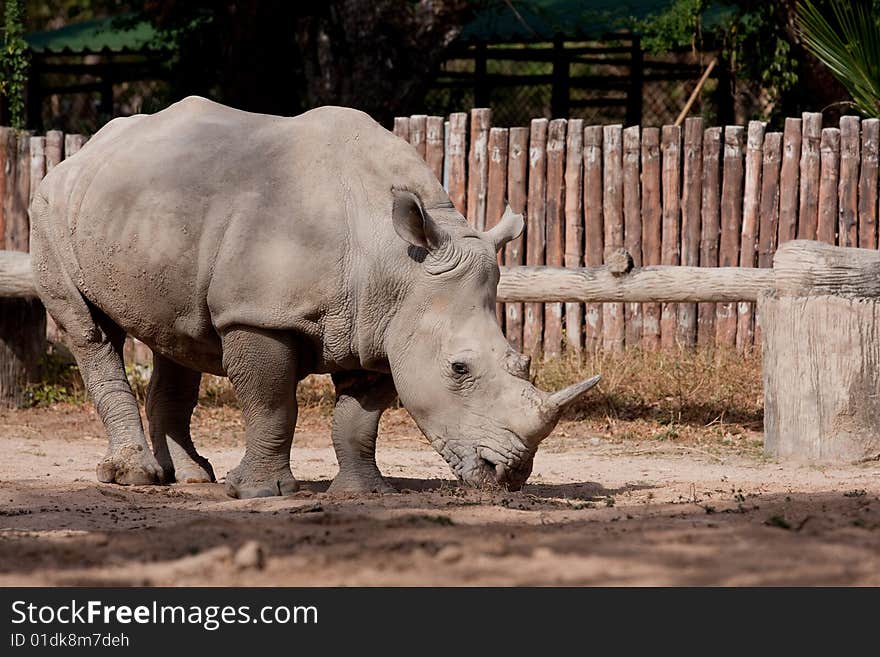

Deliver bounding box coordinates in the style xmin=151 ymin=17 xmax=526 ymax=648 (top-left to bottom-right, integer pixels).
xmin=33 ymin=96 xmax=448 ymax=373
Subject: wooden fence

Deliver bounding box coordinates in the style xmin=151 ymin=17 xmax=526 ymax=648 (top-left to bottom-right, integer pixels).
xmin=3 ymin=112 xmax=879 ymax=359
xmin=394 ymin=110 xmax=880 ymax=357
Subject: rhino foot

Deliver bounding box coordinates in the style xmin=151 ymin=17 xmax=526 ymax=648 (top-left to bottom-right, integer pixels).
xmin=172 ymin=455 xmax=215 ymax=484
xmin=225 ymin=463 xmax=298 ymax=499
xmin=327 ymin=473 xmax=395 ymax=495
xmin=97 ymin=444 xmax=165 ymax=486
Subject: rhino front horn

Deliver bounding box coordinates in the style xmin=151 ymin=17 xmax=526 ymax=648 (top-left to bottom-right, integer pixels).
xmin=542 ymin=375 xmax=601 ymax=419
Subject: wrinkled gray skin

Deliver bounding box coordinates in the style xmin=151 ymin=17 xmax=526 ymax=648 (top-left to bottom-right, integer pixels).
xmin=29 ymin=96 xmax=599 ymax=498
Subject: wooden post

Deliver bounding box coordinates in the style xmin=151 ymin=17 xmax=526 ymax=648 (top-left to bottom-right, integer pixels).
xmin=564 ymin=119 xmax=584 ymax=354
xmin=602 ymin=124 xmax=624 ymax=352
xmin=504 ymin=127 xmax=529 ymax=352
xmin=697 ymin=126 xmax=722 ymax=347
xmin=524 ymin=118 xmax=548 ymax=357
xmin=393 ymin=117 xmax=411 ymax=142
xmin=583 ymin=125 xmax=604 ymax=352
xmin=0 ymin=128 xmax=11 ymax=250
xmin=622 ymin=125 xmax=642 ymax=347
xmin=45 ymin=130 xmax=64 ymax=171
xmin=735 ymin=121 xmax=764 ymax=351
xmin=0 ymin=130 xmax=45 ymax=407
xmin=796 ymin=112 xmax=822 ymax=240
xmin=447 ymin=112 xmax=468 ymax=215
xmin=716 ymin=125 xmax=744 ymax=347
xmin=838 ymin=115 xmax=860 ymax=248
xmin=426 ymin=116 xmax=445 ymax=183
xmin=754 ymin=131 xmax=783 ymax=345
xmin=858 ymin=118 xmax=879 ymax=250
xmin=409 ymin=114 xmax=427 ymax=160
xmin=778 ymin=117 xmax=802 ymax=244
xmin=486 ymin=127 xmax=509 ymax=326
xmin=467 ymin=108 xmax=491 ymax=230
xmin=761 ymin=240 xmax=880 ymax=462
xmin=816 ymin=127 xmax=841 ymax=244
xmin=660 ymin=124 xmax=681 ymax=349
xmin=4 ymin=132 xmax=31 ymax=252
xmin=678 ymin=117 xmax=702 ymax=347
xmin=543 ymin=119 xmax=567 ymax=357
xmin=29 ymin=136 xmax=46 ymax=204
xmin=64 ymin=134 xmax=86 ymax=157
xmin=640 ymin=127 xmax=661 ymax=349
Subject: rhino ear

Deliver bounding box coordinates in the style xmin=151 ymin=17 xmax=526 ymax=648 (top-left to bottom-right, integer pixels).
xmin=485 ymin=204 xmax=524 ymax=252
xmin=392 ymin=188 xmax=447 ymax=251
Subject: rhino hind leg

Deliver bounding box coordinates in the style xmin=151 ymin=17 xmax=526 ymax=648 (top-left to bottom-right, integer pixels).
xmin=221 ymin=326 xmax=299 ymax=499
xmin=327 ymin=371 xmax=397 ymax=495
xmin=49 ymin=298 xmax=162 ymax=486
xmin=146 ymin=354 xmax=214 ymax=484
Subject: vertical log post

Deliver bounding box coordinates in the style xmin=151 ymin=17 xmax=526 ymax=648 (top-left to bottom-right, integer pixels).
xmin=761 ymin=241 xmax=880 ymax=462
xmin=796 ymin=112 xmax=822 ymax=240
xmin=0 ymin=129 xmax=45 ymax=407
xmin=409 ymin=114 xmax=427 ymax=160
xmin=524 ymin=118 xmax=548 ymax=357
xmin=563 ymin=119 xmax=584 ymax=354
xmin=504 ymin=127 xmax=529 ymax=352
xmin=754 ymin=131 xmax=782 ymax=345
xmin=838 ymin=115 xmax=860 ymax=248
xmin=467 ymin=108 xmax=491 ymax=230
xmin=640 ymin=127 xmax=661 ymax=349
xmin=697 ymin=126 xmax=721 ymax=347
xmin=486 ymin=127 xmax=509 ymax=326
xmin=583 ymin=125 xmax=604 ymax=351
xmin=602 ymin=124 xmax=624 ymax=352
xmin=816 ymin=127 xmax=840 ymax=244
xmin=858 ymin=119 xmax=880 ymax=249
xmin=446 ymin=113 xmax=468 ymax=215
xmin=678 ymin=117 xmax=702 ymax=347
xmin=45 ymin=130 xmax=64 ymax=171
xmin=858 ymin=118 xmax=879 ymax=250
xmin=778 ymin=117 xmax=802 ymax=244
xmin=622 ymin=126 xmax=642 ymax=347
xmin=660 ymin=124 xmax=681 ymax=349
xmin=543 ymin=119 xmax=567 ymax=357
xmin=393 ymin=117 xmax=411 ymax=142
xmin=426 ymin=116 xmax=445 ymax=183
xmin=736 ymin=120 xmax=764 ymax=351
xmin=716 ymin=125 xmax=744 ymax=347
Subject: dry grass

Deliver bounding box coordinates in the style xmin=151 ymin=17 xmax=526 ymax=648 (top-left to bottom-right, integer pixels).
xmin=536 ymin=346 xmax=763 ymax=430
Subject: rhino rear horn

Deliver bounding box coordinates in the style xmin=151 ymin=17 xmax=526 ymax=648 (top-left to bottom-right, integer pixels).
xmin=486 ymin=204 xmax=524 ymax=252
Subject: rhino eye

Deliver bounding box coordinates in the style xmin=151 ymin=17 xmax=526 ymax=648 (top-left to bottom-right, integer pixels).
xmin=451 ymin=362 xmax=469 ymax=376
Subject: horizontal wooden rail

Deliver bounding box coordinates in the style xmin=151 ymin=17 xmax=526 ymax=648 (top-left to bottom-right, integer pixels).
xmin=0 ymin=252 xmax=36 ymax=298
xmin=498 ymin=265 xmax=774 ymax=303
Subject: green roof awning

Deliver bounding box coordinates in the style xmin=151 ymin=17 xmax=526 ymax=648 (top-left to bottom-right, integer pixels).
xmin=25 ymin=15 xmax=161 ymax=54
xmin=459 ymin=0 xmax=730 ymax=42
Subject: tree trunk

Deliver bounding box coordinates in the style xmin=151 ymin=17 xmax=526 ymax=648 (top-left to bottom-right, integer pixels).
xmin=0 ymin=297 xmax=46 ymax=407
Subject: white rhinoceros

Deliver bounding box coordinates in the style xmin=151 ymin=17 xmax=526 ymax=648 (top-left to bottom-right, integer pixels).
xmin=29 ymin=96 xmax=599 ymax=497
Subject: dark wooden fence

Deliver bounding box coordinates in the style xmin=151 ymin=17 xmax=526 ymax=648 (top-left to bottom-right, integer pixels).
xmin=394 ymin=110 xmax=880 ymax=358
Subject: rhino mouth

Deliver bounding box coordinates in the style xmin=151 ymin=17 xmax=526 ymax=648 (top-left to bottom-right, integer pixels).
xmin=436 ymin=436 xmax=535 ymax=491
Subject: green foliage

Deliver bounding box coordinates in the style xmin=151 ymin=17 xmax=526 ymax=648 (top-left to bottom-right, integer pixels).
xmin=797 ymin=0 xmax=880 ymax=117
xmin=637 ymin=0 xmax=708 ymax=53
xmin=1 ymin=0 xmax=29 ymax=128
xmin=23 ymin=352 xmax=87 ymax=407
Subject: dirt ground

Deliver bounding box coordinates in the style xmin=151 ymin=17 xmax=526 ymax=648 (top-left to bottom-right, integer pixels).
xmin=1 ymin=403 xmax=879 ymax=586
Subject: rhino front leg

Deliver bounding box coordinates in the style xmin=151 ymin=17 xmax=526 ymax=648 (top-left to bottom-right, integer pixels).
xmin=221 ymin=327 xmax=299 ymax=499
xmin=146 ymin=354 xmax=214 ymax=484
xmin=327 ymin=371 xmax=398 ymax=494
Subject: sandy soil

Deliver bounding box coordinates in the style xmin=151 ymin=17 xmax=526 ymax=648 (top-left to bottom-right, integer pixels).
xmin=1 ymin=404 xmax=879 ymax=586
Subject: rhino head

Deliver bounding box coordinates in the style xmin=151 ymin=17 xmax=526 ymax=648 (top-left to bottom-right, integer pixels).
xmin=384 ymin=189 xmax=600 ymax=491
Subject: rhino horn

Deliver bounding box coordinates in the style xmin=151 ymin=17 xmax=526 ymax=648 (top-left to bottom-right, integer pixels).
xmin=541 ymin=375 xmax=601 ymax=421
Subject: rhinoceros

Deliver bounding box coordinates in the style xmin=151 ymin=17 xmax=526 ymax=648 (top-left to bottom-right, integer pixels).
xmin=29 ymin=96 xmax=599 ymax=498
